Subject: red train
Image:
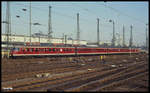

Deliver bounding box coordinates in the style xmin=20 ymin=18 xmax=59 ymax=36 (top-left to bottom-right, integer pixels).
xmin=10 ymin=46 xmax=140 ymax=57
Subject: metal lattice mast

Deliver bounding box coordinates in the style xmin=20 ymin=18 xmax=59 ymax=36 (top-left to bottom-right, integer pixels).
xmin=65 ymin=35 xmax=67 ymax=46
xmin=9 ymin=7 xmax=11 ymax=43
xmin=77 ymin=13 xmax=80 ymax=45
xmin=112 ymin=21 xmax=115 ymax=47
xmin=62 ymin=33 xmax=64 ymax=44
xmin=48 ymin=6 xmax=52 ymax=46
xmin=6 ymin=1 xmax=10 ymax=51
xmin=122 ymin=25 xmax=125 ymax=47
xmin=29 ymin=2 xmax=32 ymax=45
xmin=129 ymin=25 xmax=133 ymax=48
xmin=97 ymin=18 xmax=100 ymax=46
xmin=146 ymin=24 xmax=148 ymax=51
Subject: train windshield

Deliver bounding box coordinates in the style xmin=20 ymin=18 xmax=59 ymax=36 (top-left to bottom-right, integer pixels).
xmin=12 ymin=47 xmax=19 ymax=51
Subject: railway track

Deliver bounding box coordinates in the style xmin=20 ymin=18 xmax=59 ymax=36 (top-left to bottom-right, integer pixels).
xmin=2 ymin=54 xmax=148 ymax=92
xmin=2 ymin=58 xmax=128 ymax=85
xmin=49 ymin=62 xmax=148 ymax=91
xmin=2 ymin=59 xmax=147 ymax=92
xmin=105 ymin=73 xmax=149 ymax=92
xmin=2 ymin=54 xmax=140 ymax=82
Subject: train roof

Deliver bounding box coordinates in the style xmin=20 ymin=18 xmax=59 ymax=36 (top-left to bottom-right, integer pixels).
xmin=13 ymin=46 xmax=139 ymax=49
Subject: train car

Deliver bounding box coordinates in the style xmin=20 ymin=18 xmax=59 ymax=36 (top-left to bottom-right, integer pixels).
xmin=10 ymin=46 xmax=140 ymax=58
xmin=10 ymin=46 xmax=75 ymax=57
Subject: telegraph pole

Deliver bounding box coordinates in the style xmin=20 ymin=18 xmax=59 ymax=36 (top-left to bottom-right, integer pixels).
xmin=29 ymin=2 xmax=32 ymax=45
xmin=97 ymin=18 xmax=100 ymax=46
xmin=6 ymin=1 xmax=11 ymax=58
xmin=77 ymin=13 xmax=80 ymax=46
xmin=122 ymin=25 xmax=125 ymax=47
xmin=48 ymin=6 xmax=52 ymax=46
xmin=129 ymin=25 xmax=133 ymax=48
xmin=146 ymin=24 xmax=148 ymax=51
xmin=112 ymin=21 xmax=115 ymax=47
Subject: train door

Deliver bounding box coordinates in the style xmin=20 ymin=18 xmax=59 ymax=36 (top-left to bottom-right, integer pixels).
xmin=75 ymin=46 xmax=78 ymax=56
xmin=60 ymin=48 xmax=63 ymax=53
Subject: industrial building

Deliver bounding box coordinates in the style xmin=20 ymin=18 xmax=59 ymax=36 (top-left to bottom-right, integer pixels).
xmin=1 ymin=34 xmax=87 ymax=48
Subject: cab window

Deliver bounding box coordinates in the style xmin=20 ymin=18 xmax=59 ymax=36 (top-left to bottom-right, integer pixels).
xmin=13 ymin=48 xmax=19 ymax=51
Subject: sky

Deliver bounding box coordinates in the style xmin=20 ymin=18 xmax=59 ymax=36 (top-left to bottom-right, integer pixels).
xmin=1 ymin=1 xmax=149 ymax=46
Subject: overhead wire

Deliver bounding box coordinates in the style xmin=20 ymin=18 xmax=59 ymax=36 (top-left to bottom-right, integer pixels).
xmin=13 ymin=3 xmax=109 ymax=26
xmin=98 ymin=3 xmax=147 ymax=25
xmin=68 ymin=3 xmax=112 ymax=27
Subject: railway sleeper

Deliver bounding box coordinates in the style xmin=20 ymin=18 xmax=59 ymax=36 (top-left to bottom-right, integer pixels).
xmin=49 ymin=63 xmax=147 ymax=91
xmin=67 ymin=63 xmax=147 ymax=91
xmin=97 ymin=72 xmax=148 ymax=92
xmin=2 ymin=60 xmax=147 ymax=91
xmin=6 ymin=68 xmax=103 ymax=91
xmin=89 ymin=68 xmax=148 ymax=91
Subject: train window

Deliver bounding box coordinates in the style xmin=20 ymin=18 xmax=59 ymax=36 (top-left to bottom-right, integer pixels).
xmin=30 ymin=48 xmax=33 ymax=52
xmin=49 ymin=48 xmax=51 ymax=52
xmin=39 ymin=48 xmax=43 ymax=52
xmin=32 ymin=48 xmax=34 ymax=52
xmin=22 ymin=48 xmax=25 ymax=52
xmin=99 ymin=49 xmax=104 ymax=51
xmin=53 ymin=48 xmax=55 ymax=52
xmin=40 ymin=48 xmax=43 ymax=51
xmin=41 ymin=48 xmax=44 ymax=51
xmin=27 ymin=48 xmax=30 ymax=52
xmin=29 ymin=48 xmax=31 ymax=52
xmin=57 ymin=49 xmax=59 ymax=52
xmin=13 ymin=48 xmax=19 ymax=51
xmin=65 ymin=49 xmax=67 ymax=51
xmin=35 ymin=48 xmax=38 ymax=52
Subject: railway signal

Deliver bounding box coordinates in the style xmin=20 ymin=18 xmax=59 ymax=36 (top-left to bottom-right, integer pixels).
xmin=33 ymin=23 xmax=41 ymax=25
xmin=16 ymin=15 xmax=20 ymax=18
xmin=22 ymin=8 xmax=27 ymax=11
